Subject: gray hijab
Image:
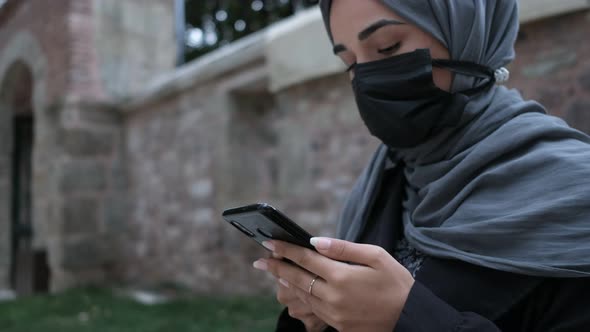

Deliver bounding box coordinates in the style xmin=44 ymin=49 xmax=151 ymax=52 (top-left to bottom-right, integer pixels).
xmin=322 ymin=0 xmax=590 ymax=277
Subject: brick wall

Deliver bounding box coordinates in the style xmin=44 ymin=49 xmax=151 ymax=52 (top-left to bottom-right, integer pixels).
xmin=0 ymin=0 xmax=177 ymax=103
xmin=68 ymin=0 xmax=104 ymax=100
xmin=0 ymin=0 xmax=71 ymax=105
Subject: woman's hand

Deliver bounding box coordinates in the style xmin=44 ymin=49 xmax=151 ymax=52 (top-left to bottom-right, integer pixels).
xmin=266 ymin=252 xmax=329 ymax=331
xmin=254 ymin=238 xmax=415 ymax=332
xmin=276 ymin=279 xmax=329 ymax=332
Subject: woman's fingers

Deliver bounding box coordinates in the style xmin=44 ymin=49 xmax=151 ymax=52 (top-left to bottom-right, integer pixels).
xmin=276 ymin=279 xmax=328 ymax=331
xmin=291 ymin=286 xmax=335 ymax=327
xmin=287 ymin=302 xmax=312 ymax=319
xmin=264 ymin=241 xmax=348 ymax=280
xmin=276 ymin=279 xmax=305 ymax=307
xmin=310 ymin=237 xmax=387 ymax=268
xmin=260 ymin=258 xmax=331 ymax=300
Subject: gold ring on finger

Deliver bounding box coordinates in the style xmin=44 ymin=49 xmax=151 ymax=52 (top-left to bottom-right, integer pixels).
xmin=308 ymin=275 xmax=319 ymax=296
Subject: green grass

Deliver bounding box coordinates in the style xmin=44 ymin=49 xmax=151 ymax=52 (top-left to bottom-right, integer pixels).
xmin=0 ymin=288 xmax=283 ymax=332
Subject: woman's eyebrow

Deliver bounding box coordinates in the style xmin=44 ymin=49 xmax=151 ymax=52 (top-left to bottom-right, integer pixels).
xmin=332 ymin=19 xmax=405 ymax=54
xmin=358 ymin=19 xmax=405 ymax=41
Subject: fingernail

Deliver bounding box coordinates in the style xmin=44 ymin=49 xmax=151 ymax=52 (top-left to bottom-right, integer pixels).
xmin=279 ymin=278 xmax=290 ymax=288
xmin=262 ymin=241 xmax=275 ymax=252
xmin=310 ymin=237 xmax=331 ymax=250
xmin=253 ymin=259 xmax=268 ymax=271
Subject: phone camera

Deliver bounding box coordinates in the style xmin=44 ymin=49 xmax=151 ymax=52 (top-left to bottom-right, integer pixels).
xmin=230 ymin=221 xmax=255 ymax=237
xmin=257 ymin=228 xmax=274 ymax=239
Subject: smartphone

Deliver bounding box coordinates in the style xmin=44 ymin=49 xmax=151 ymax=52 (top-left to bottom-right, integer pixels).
xmin=222 ymin=203 xmax=315 ymax=251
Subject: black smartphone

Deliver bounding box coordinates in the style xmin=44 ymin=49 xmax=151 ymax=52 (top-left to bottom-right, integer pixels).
xmin=222 ymin=203 xmax=315 ymax=251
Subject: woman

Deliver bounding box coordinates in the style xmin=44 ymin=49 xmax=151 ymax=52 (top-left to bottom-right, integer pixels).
xmin=253 ymin=0 xmax=590 ymax=331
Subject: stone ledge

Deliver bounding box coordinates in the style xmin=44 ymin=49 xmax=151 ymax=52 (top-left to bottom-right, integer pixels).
xmin=120 ymin=28 xmax=267 ymax=112
xmin=520 ymin=0 xmax=589 ymax=22
xmin=265 ymin=8 xmax=343 ymax=93
xmin=120 ymin=3 xmax=590 ymax=113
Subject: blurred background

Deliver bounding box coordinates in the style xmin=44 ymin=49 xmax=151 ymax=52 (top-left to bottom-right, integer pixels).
xmin=0 ymin=0 xmax=589 ymax=330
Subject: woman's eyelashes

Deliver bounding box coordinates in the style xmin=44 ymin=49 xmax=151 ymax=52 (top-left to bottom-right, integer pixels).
xmin=378 ymin=42 xmax=401 ymax=55
xmin=343 ymin=42 xmax=401 ymax=73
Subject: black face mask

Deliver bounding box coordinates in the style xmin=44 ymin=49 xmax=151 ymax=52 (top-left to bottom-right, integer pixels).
xmin=352 ymin=48 xmax=497 ymax=148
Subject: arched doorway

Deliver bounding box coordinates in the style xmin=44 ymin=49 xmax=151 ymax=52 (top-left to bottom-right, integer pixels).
xmin=0 ymin=61 xmax=49 ymax=295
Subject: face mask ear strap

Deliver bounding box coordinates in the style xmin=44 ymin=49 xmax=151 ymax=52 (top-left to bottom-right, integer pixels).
xmin=432 ymin=59 xmax=497 ymax=96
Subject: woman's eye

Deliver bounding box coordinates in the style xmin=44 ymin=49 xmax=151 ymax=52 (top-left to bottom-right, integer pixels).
xmin=378 ymin=42 xmax=401 ymax=55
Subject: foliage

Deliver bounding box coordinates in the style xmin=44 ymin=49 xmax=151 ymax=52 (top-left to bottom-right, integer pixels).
xmin=185 ymin=0 xmax=319 ymax=62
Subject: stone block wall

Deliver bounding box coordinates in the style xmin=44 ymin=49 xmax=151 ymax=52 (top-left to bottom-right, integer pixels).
xmin=48 ymin=100 xmax=127 ymax=290
xmin=508 ymin=11 xmax=590 ymax=130
xmin=118 ymin=10 xmax=590 ymax=295
xmin=0 ymin=0 xmax=175 ymax=291
xmin=1 ymin=0 xmax=589 ymax=295
xmin=121 ymin=69 xmax=377 ymax=294
xmin=92 ymin=0 xmax=177 ymax=98
xmin=122 ymin=66 xmax=265 ymax=294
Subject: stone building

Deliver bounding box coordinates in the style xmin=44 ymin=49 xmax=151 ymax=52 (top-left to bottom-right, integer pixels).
xmin=0 ymin=0 xmax=589 ymax=295
xmin=0 ymin=0 xmax=176 ymax=295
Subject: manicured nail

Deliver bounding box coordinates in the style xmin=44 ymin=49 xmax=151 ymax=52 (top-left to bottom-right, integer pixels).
xmin=310 ymin=237 xmax=331 ymax=250
xmin=262 ymin=241 xmax=275 ymax=252
xmin=253 ymin=259 xmax=268 ymax=271
xmin=279 ymin=278 xmax=290 ymax=288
